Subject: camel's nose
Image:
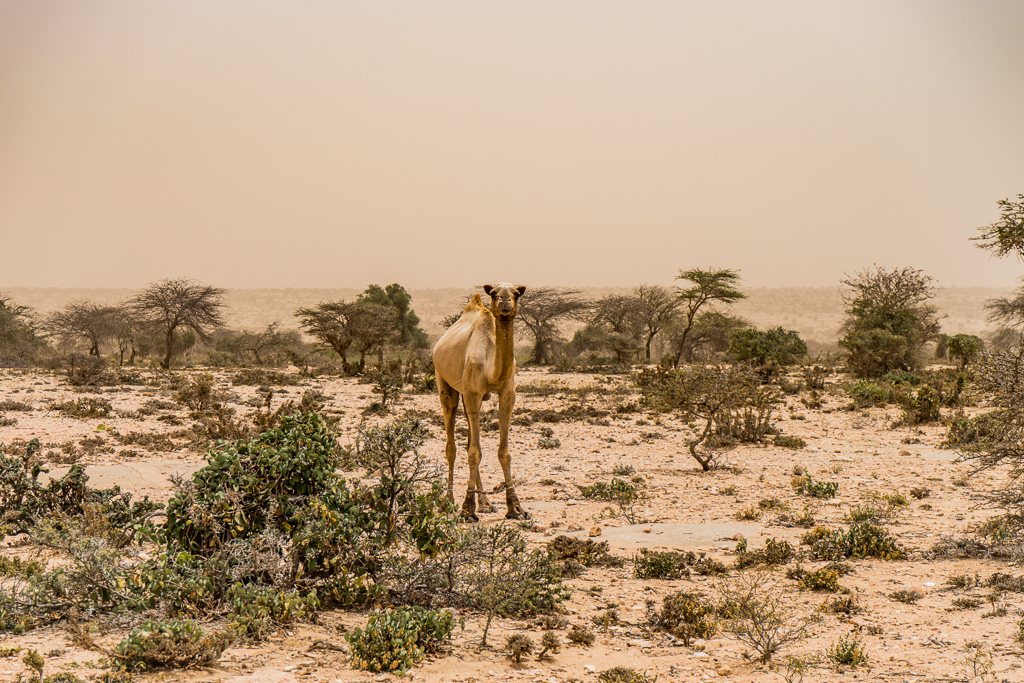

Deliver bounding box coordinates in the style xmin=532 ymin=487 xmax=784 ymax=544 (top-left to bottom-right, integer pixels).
xmin=497 ymin=300 xmax=514 ymax=313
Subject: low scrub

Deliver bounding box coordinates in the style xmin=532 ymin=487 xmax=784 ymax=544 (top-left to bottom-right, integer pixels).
xmin=645 ymin=590 xmax=718 ymax=645
xmin=346 ymin=607 xmax=456 ymax=674
xmin=803 ymin=522 xmax=906 ymax=561
xmin=113 ymin=619 xmax=231 ymax=672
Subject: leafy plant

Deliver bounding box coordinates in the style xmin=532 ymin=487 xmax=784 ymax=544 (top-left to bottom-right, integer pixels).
xmin=803 ymin=523 xmax=905 ymax=561
xmin=646 ymin=590 xmax=718 ymax=645
xmin=633 ymin=549 xmax=692 ymax=580
xmin=797 ymin=567 xmax=841 ymax=592
xmin=578 ymin=478 xmax=638 ymax=502
xmin=461 ymin=525 xmax=569 ymax=646
xmin=346 ymin=606 xmax=456 ymax=674
xmin=113 ymin=619 xmax=231 ymax=671
xmin=826 ymin=634 xmax=868 ymax=667
xmin=734 ymin=538 xmax=794 ymax=569
xmin=791 ymin=473 xmax=838 ymax=499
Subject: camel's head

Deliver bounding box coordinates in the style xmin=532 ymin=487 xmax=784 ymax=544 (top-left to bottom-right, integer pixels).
xmin=483 ymin=283 xmax=526 ymax=321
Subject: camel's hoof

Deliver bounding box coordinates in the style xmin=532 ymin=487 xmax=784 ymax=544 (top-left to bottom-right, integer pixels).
xmin=506 ymin=510 xmax=531 ymax=521
xmin=461 ymin=510 xmax=480 ymax=523
xmin=479 ymin=503 xmax=497 ymax=514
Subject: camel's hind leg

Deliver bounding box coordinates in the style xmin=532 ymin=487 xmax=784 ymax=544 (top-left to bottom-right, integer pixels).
xmin=437 ymin=377 xmax=460 ymax=508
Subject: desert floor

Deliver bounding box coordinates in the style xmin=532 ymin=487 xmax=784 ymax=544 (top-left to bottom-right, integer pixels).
xmin=0 ymin=365 xmax=1021 ymax=683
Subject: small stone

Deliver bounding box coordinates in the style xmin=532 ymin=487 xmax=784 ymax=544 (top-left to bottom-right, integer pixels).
xmin=732 ymin=533 xmax=744 ymax=541
xmin=530 ymin=523 xmax=547 ymax=533
xmin=693 ymin=639 xmax=706 ymax=651
xmin=589 ymin=526 xmax=602 ymax=537
xmin=584 ymin=664 xmax=596 ymax=672
xmin=643 ymin=527 xmax=652 ymax=533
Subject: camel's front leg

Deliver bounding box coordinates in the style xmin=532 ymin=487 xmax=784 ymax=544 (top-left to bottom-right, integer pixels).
xmin=438 ymin=381 xmax=460 ymax=507
xmin=497 ymin=386 xmax=529 ymax=520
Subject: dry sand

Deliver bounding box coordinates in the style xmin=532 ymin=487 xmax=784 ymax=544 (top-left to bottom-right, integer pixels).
xmin=0 ymin=366 xmax=1021 ymax=682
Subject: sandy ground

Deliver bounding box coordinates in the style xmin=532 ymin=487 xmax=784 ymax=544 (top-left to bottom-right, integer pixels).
xmin=0 ymin=365 xmax=1022 ymax=683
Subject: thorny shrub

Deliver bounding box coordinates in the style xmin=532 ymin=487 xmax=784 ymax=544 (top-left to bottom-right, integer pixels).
xmin=716 ymin=569 xmax=812 ymax=664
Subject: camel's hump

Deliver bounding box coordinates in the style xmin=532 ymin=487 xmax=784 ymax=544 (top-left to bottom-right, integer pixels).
xmin=465 ymin=294 xmax=489 ymax=313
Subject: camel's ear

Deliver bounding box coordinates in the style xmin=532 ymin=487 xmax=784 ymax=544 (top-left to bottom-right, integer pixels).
xmin=483 ymin=284 xmax=494 ymax=296
xmin=515 ymin=286 xmax=526 ymax=297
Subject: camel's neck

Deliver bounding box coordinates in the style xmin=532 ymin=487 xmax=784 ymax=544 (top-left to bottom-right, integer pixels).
xmin=490 ymin=317 xmax=516 ymax=383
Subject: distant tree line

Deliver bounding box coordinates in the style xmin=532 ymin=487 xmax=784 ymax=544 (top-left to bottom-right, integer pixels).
xmin=5 ymin=192 xmax=1024 ymax=377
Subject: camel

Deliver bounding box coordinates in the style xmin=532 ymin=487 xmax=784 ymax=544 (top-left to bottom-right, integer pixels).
xmin=432 ymin=283 xmax=529 ymax=521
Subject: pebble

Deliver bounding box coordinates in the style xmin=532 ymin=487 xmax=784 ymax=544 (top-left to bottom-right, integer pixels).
xmin=589 ymin=526 xmax=602 ymax=537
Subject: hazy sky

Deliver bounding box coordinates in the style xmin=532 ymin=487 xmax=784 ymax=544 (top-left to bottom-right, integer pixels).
xmin=2 ymin=1 xmax=1023 ymax=290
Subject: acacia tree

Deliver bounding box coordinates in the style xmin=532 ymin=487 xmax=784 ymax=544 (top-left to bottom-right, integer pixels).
xmin=216 ymin=322 xmax=303 ymax=366
xmin=975 ymin=195 xmax=1024 ymax=345
xmin=589 ymin=294 xmax=644 ymax=363
xmin=668 ymin=310 xmax=749 ymax=363
xmin=130 ymin=278 xmax=227 ymax=369
xmin=960 ymin=194 xmax=1024 ymax=549
xmin=516 ymin=287 xmax=591 ymax=365
xmin=43 ymin=301 xmax=121 ymax=357
xmin=670 ymin=268 xmax=746 ymax=367
xmin=108 ymin=306 xmax=140 ymax=366
xmin=634 ymin=284 xmax=680 ymax=361
xmin=295 ymin=299 xmax=398 ymax=374
xmin=974 ymin=194 xmax=1024 ymax=258
xmin=838 ymin=266 xmax=940 ymax=377
xmin=0 ymin=295 xmax=47 ymax=367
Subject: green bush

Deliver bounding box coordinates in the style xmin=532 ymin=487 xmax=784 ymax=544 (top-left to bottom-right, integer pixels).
xmin=113 ymin=619 xmax=231 ymax=671
xmin=947 ymin=334 xmax=982 ymax=368
xmin=578 ymin=478 xmax=638 ymax=502
xmin=847 ymin=379 xmax=893 ymax=407
xmin=804 ymin=522 xmax=905 ymax=561
xmin=772 ymin=435 xmax=806 ymax=449
xmin=647 ymin=590 xmax=718 ymax=645
xmin=827 ymin=634 xmax=869 ymax=667
xmin=792 ymin=474 xmax=839 ymax=499
xmin=729 ymin=327 xmax=807 ymax=374
xmin=633 ymin=549 xmax=690 ymax=579
xmin=163 ymin=412 xmax=353 ymax=554
xmin=346 ymin=607 xmax=456 ymax=674
xmin=898 ymin=384 xmax=942 ymax=424
xmin=797 ymin=567 xmax=841 ymax=592
xmin=734 ymin=538 xmax=794 ymax=569
xmin=227 ymin=584 xmax=320 ymax=640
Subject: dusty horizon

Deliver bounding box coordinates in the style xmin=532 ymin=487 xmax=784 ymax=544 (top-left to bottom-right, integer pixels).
xmin=2 ymin=1 xmax=1023 ymax=289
